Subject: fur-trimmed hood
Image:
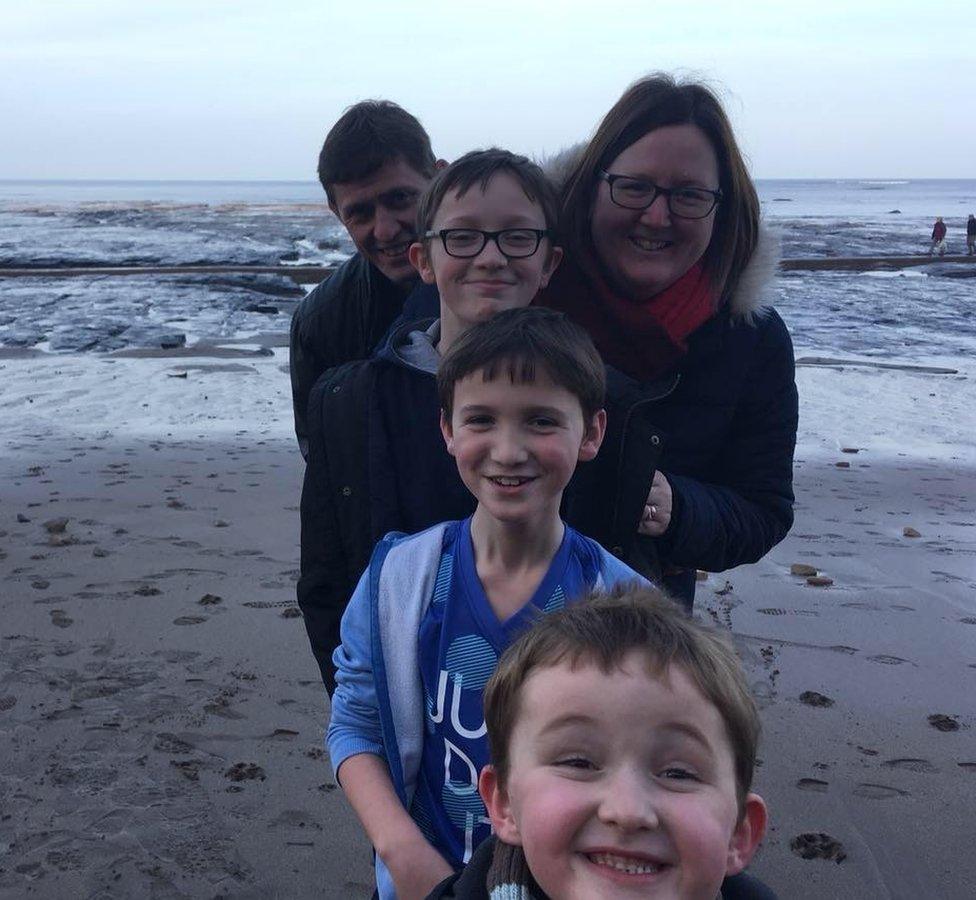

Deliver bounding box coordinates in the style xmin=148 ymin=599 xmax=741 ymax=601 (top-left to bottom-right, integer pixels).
xmin=539 ymin=143 xmax=780 ymax=322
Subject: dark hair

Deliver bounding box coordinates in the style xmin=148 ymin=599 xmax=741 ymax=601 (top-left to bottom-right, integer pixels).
xmin=561 ymin=73 xmax=760 ymax=302
xmin=317 ymin=100 xmax=436 ymax=205
xmin=416 ymin=148 xmax=560 ymax=238
xmin=484 ymin=585 xmax=761 ymax=813
xmin=437 ymin=307 xmax=605 ymax=422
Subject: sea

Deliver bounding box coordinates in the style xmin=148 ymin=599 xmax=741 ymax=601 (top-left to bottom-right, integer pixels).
xmin=1 ymin=178 xmax=974 ymax=366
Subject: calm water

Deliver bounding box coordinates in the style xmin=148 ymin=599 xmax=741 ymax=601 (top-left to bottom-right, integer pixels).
xmin=1 ymin=179 xmax=974 ymax=362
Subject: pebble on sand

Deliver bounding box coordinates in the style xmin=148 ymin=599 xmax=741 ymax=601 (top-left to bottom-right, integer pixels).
xmin=927 ymin=714 xmax=960 ymax=732
xmin=43 ymin=517 xmax=69 ymax=534
xmin=790 ymin=563 xmax=819 ymax=577
xmin=800 ymin=691 xmax=835 ymax=708
xmin=806 ymin=575 xmax=834 ymax=587
xmin=903 ymin=526 xmax=921 ymax=538
xmin=835 ymin=461 xmax=851 ymax=468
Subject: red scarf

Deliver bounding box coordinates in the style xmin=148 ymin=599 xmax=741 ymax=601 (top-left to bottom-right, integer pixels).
xmin=537 ymin=253 xmax=716 ymax=381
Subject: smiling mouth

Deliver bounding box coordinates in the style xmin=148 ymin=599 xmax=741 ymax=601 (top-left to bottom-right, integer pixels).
xmin=629 ymin=236 xmax=672 ymax=252
xmin=377 ymin=240 xmax=412 ymax=258
xmin=486 ymin=475 xmax=536 ymax=487
xmin=586 ymin=851 xmax=664 ymax=876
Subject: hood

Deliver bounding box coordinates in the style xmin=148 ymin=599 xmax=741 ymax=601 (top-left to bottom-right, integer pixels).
xmin=376 ymin=317 xmax=440 ymax=375
xmin=539 ymin=142 xmax=780 ymax=323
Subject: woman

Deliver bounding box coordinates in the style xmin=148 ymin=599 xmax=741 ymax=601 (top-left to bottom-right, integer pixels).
xmin=543 ymin=74 xmax=798 ymax=609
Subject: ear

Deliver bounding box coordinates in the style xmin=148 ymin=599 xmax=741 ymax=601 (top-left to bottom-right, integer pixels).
xmin=479 ymin=765 xmax=522 ymax=846
xmin=577 ymin=408 xmax=606 ymax=462
xmin=725 ymin=793 xmax=768 ymax=876
xmin=439 ymin=409 xmax=456 ymax=456
xmin=408 ymin=241 xmax=436 ymax=285
xmin=537 ymin=245 xmax=563 ymax=290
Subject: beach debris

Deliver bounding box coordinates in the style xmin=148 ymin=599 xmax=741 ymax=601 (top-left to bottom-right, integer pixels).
xmin=43 ymin=517 xmax=69 ymax=534
xmin=713 ymin=581 xmax=734 ymax=596
xmin=281 ymin=607 xmax=303 ymax=619
xmin=800 ymin=691 xmax=835 ymax=708
xmin=789 ymin=832 xmax=847 ymax=863
xmin=841 ymin=447 xmax=860 ymax=453
xmin=927 ymin=713 xmax=960 ymax=733
xmin=790 ymin=563 xmax=818 ymax=576
xmin=903 ymin=526 xmax=921 ymax=538
xmin=134 ymin=585 xmax=162 ymax=597
xmin=167 ymin=371 xmax=188 ymax=379
xmin=224 ymin=762 xmax=266 ymax=782
xmin=198 ymin=593 xmax=223 ymax=605
xmin=16 ymin=513 xmax=30 ymax=523
xmin=806 ymin=575 xmax=834 ymax=587
xmin=834 ymin=461 xmax=851 ymax=468
xmin=696 ymin=569 xmax=708 ymax=581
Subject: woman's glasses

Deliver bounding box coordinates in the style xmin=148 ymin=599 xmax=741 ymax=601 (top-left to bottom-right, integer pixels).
xmin=599 ymin=171 xmax=722 ymax=219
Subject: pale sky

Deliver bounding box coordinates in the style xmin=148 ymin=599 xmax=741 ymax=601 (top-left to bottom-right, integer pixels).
xmin=2 ymin=0 xmax=973 ymax=181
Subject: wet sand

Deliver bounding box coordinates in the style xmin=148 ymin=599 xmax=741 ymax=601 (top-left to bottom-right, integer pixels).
xmin=0 ymin=352 xmax=973 ymax=898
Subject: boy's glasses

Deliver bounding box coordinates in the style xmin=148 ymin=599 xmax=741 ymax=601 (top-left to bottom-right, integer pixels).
xmin=425 ymin=228 xmax=551 ymax=259
xmin=598 ymin=170 xmax=722 ymax=219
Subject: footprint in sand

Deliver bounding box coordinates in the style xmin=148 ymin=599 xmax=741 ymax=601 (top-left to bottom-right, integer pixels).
xmin=796 ymin=778 xmax=829 ymax=793
xmin=927 ymin=713 xmax=960 ymax=732
xmin=173 ymin=616 xmax=208 ymax=626
xmin=224 ymin=762 xmax=266 ymax=782
xmin=867 ymin=654 xmax=910 ymax=666
xmin=799 ymin=691 xmax=835 ymax=708
xmin=789 ymin=832 xmax=846 ymax=863
xmin=853 ymin=783 xmax=909 ymax=800
xmin=50 ymin=609 xmax=73 ymax=628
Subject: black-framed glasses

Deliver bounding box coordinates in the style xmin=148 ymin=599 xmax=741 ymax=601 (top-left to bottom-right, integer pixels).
xmin=424 ymin=228 xmax=551 ymax=259
xmin=598 ymin=171 xmax=722 ymax=219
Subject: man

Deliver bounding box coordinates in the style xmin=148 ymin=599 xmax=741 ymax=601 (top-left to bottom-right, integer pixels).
xmin=289 ymin=100 xmax=442 ymax=457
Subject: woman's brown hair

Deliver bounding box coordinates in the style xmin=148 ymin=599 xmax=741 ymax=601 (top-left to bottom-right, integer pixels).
xmin=561 ymin=73 xmax=760 ymax=302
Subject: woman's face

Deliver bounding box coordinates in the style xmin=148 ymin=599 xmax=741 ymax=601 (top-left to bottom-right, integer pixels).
xmin=590 ymin=124 xmax=720 ymax=299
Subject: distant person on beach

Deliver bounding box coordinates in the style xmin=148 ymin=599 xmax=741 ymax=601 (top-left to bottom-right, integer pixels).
xmin=327 ymin=308 xmax=643 ymax=900
xmin=967 ymin=214 xmax=975 ymax=256
xmin=298 ymin=150 xmax=566 ymax=693
xmin=289 ymin=100 xmax=443 ymax=457
xmin=429 ymin=587 xmax=775 ymax=900
xmin=539 ymin=74 xmax=798 ymax=610
xmin=929 ymin=216 xmax=947 ymax=256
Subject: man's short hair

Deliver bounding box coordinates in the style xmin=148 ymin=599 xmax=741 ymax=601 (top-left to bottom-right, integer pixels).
xmin=416 ymin=148 xmax=560 ymax=239
xmin=437 ymin=307 xmax=605 ymax=422
xmin=483 ymin=585 xmax=761 ymax=812
xmin=317 ymin=100 xmax=436 ymax=205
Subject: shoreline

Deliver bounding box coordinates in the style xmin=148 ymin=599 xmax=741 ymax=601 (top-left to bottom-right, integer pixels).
xmin=0 ymin=352 xmax=973 ymax=897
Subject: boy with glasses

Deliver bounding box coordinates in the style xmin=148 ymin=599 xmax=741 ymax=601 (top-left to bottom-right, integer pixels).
xmin=298 ymin=149 xmax=563 ymax=694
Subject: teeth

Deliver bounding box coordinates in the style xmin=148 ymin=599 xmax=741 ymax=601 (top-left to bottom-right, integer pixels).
xmin=380 ymin=242 xmax=410 ymax=256
xmin=588 ymin=852 xmax=660 ymax=875
xmin=631 ymin=237 xmax=670 ymax=251
xmin=489 ymin=476 xmax=530 ymax=486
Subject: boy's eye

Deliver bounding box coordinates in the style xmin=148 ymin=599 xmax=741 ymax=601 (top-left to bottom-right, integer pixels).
xmin=529 ymin=416 xmax=558 ymax=429
xmin=463 ymin=414 xmax=493 ymax=427
xmin=660 ymin=766 xmax=699 ymax=782
xmin=555 ymin=756 xmax=596 ymax=771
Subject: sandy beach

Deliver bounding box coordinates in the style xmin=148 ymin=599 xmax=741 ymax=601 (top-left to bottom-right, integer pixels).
xmin=1 ymin=346 xmax=973 ymax=899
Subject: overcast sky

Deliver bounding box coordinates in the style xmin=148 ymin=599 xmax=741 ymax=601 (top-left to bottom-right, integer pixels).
xmin=2 ymin=0 xmax=973 ymax=181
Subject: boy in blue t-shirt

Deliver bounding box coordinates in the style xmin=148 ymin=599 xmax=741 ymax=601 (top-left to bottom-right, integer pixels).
xmin=327 ymin=307 xmax=644 ymax=899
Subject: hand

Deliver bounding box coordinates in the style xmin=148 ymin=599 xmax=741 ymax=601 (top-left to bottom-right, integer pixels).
xmin=386 ymin=837 xmax=454 ymax=900
xmin=638 ymin=470 xmax=672 ymax=537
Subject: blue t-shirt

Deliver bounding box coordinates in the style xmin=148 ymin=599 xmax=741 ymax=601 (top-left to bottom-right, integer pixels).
xmin=409 ymin=518 xmax=601 ymax=866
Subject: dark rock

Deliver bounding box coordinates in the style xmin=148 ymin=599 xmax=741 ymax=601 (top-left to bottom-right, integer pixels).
xmin=790 ymin=832 xmax=846 ymax=863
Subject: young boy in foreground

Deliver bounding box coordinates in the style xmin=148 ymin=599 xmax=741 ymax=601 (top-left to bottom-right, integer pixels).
xmin=299 ymin=148 xmax=563 ymax=693
xmin=327 ymin=308 xmax=644 ymax=899
xmin=429 ymin=586 xmax=775 ymax=900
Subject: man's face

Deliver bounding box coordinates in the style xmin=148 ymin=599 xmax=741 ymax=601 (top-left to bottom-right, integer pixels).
xmin=329 ymin=157 xmax=430 ymax=284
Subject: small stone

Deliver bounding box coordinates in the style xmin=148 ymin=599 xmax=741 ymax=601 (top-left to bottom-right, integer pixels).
xmin=834 ymin=461 xmax=851 ymax=468
xmin=31 ymin=579 xmax=50 ymax=590
xmin=806 ymin=575 xmax=834 ymax=587
xmin=16 ymin=513 xmax=30 ymax=523
xmin=790 ymin=563 xmax=818 ymax=577
xmin=214 ymin=520 xmax=230 ymax=528
xmin=927 ymin=714 xmax=960 ymax=733
xmin=800 ymin=691 xmax=835 ymax=708
xmin=92 ymin=548 xmax=109 ymax=558
xmin=166 ymin=498 xmax=185 ymax=509
xmin=199 ymin=593 xmax=223 ymax=605
xmin=841 ymin=447 xmax=860 ymax=454
xmin=903 ymin=526 xmax=921 ymax=538
xmin=43 ymin=517 xmax=69 ymax=534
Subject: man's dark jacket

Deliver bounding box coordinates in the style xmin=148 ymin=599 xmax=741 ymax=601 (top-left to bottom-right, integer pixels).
xmin=288 ymin=253 xmax=437 ymax=457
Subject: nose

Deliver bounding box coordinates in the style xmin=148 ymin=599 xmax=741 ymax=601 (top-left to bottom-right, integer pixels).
xmin=472 ymin=235 xmax=507 ymax=267
xmin=372 ymin=205 xmax=403 ymax=244
xmin=597 ymin=767 xmax=657 ymax=833
xmin=490 ymin=425 xmax=529 ymax=466
xmin=637 ymin=191 xmax=672 ymax=228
